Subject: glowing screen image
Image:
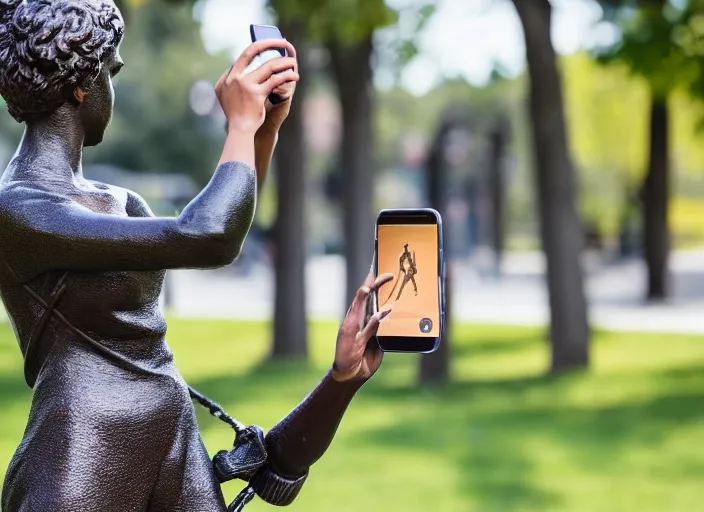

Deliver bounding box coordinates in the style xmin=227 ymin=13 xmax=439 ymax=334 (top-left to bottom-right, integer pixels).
xmin=377 ymin=224 xmax=439 ymax=337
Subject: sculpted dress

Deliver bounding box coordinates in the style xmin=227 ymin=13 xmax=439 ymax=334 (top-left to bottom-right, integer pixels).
xmin=0 ymin=160 xmax=256 ymax=511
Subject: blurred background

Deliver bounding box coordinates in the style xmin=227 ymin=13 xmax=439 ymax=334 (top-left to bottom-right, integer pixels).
xmin=1 ymin=0 xmax=704 ymax=510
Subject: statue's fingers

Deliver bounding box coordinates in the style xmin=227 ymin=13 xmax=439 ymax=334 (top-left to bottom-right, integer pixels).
xmin=359 ymin=309 xmax=391 ymax=342
xmin=350 ymin=273 xmax=392 ymax=318
xmin=370 ymin=273 xmax=394 ymax=292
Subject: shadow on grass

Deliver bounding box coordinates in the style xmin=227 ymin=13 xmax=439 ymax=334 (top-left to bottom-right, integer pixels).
xmin=450 ymin=336 xmax=543 ymax=359
xmin=350 ymin=362 xmax=704 ymax=511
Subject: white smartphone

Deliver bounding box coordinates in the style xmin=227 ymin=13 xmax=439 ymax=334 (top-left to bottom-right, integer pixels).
xmin=245 ymin=24 xmax=289 ymax=104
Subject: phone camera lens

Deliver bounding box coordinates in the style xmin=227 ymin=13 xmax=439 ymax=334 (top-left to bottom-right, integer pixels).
xmin=419 ymin=318 xmax=433 ymax=333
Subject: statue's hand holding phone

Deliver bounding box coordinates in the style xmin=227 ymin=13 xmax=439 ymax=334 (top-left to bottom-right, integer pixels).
xmin=215 ymin=35 xmax=297 ymax=137
xmin=246 ymin=24 xmax=297 ymax=110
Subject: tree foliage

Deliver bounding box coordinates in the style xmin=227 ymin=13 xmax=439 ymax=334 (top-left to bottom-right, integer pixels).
xmin=273 ymin=0 xmax=395 ymax=43
xmin=270 ymin=0 xmax=434 ymax=82
xmin=598 ymin=0 xmax=704 ymax=101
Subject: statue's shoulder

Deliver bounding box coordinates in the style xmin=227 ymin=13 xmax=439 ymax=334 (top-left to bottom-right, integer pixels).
xmin=111 ymin=184 xmax=154 ymax=218
xmin=83 ymin=180 xmax=153 ymax=218
xmin=0 ymin=181 xmax=66 ymax=237
xmin=0 ymin=180 xmax=60 ymax=208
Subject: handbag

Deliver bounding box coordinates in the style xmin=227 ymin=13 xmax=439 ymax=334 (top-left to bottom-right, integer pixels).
xmin=189 ymin=386 xmax=308 ymax=511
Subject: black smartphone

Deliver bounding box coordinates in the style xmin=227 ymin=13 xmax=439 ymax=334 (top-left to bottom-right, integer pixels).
xmin=373 ymin=208 xmax=445 ymax=353
xmin=249 ymin=24 xmax=289 ymax=105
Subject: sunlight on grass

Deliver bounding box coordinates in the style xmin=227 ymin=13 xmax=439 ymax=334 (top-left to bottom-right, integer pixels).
xmin=0 ymin=320 xmax=703 ymax=511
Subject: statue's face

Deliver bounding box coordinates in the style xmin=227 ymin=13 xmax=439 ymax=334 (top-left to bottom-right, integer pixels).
xmin=79 ymin=46 xmax=123 ymax=147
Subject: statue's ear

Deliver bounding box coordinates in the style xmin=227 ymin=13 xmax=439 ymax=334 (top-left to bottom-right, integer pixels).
xmin=73 ymin=87 xmax=85 ymax=104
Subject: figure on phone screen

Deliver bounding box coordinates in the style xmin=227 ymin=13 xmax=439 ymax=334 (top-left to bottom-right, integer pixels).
xmin=396 ymin=244 xmax=418 ymax=300
xmin=382 ymin=243 xmax=418 ymax=305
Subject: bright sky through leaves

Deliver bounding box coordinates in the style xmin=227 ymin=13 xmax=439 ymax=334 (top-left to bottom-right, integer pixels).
xmin=198 ymin=0 xmax=620 ymax=96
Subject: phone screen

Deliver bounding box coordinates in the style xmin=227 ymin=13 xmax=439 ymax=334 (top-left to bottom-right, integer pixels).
xmin=252 ymin=25 xmax=283 ymax=41
xmin=376 ymin=223 xmax=440 ymax=338
xmin=250 ymin=25 xmax=287 ymax=56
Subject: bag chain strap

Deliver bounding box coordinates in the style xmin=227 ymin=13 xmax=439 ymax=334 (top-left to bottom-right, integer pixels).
xmin=188 ymin=385 xmax=257 ymax=510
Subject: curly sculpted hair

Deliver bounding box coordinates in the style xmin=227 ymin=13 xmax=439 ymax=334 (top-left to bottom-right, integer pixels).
xmin=0 ymin=0 xmax=124 ymax=122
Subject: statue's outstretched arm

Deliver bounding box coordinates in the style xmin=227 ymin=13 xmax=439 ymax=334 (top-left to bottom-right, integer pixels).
xmin=262 ymin=369 xmax=364 ymax=480
xmin=0 ymin=160 xmax=256 ymax=281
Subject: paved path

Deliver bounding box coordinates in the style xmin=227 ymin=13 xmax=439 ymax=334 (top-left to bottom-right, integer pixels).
xmin=166 ymin=250 xmax=704 ymax=334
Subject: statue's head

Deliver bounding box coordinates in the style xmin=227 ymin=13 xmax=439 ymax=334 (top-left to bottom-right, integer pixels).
xmin=0 ymin=0 xmax=124 ymax=146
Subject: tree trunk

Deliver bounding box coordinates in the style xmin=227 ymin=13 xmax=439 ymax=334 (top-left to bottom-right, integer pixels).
xmin=489 ymin=120 xmax=507 ymax=273
xmin=419 ymin=114 xmax=454 ymax=385
xmin=512 ymin=0 xmax=590 ymax=372
xmin=271 ymin=20 xmax=308 ymax=359
xmin=641 ymin=96 xmax=669 ymax=300
xmin=328 ymin=37 xmax=375 ymax=305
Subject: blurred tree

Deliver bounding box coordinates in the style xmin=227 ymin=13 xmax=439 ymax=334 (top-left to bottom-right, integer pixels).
xmin=488 ymin=115 xmax=510 ymax=273
xmin=596 ymin=0 xmax=704 ymax=299
xmin=329 ymin=36 xmax=376 ymax=307
xmin=267 ymin=7 xmax=310 ymax=360
xmin=511 ymin=0 xmax=590 ymax=372
xmin=643 ymin=85 xmax=671 ymax=299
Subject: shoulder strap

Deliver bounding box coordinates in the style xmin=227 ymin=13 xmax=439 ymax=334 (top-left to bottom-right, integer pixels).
xmin=23 ymin=271 xmax=69 ymax=387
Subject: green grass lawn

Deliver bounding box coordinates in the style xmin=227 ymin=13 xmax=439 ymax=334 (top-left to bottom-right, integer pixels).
xmin=1 ymin=320 xmax=703 ymax=511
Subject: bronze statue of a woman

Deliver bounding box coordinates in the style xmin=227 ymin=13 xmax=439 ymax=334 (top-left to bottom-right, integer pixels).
xmin=0 ymin=1 xmax=392 ymax=510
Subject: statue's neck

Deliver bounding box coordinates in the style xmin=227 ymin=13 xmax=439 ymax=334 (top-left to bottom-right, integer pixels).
xmin=18 ymin=106 xmax=84 ymax=182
